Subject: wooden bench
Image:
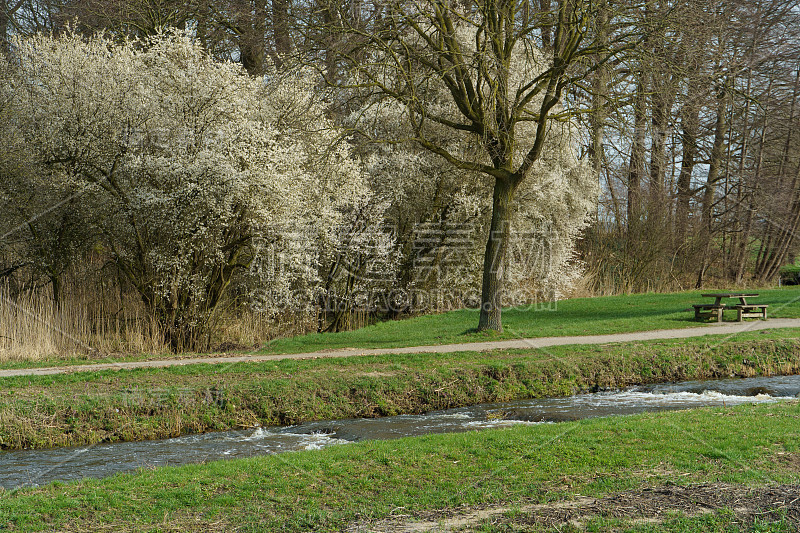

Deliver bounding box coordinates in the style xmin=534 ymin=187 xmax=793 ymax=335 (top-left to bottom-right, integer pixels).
xmin=693 ymin=303 xmax=725 ymax=322
xmin=693 ymin=293 xmax=767 ymax=322
xmin=734 ymin=304 xmax=768 ymax=321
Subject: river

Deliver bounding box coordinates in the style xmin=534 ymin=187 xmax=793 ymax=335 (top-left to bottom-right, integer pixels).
xmin=2 ymin=374 xmax=799 ymax=490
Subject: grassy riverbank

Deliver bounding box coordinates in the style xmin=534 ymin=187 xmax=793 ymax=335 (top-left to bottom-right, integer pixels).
xmin=2 ymin=329 xmax=800 ymax=450
xmin=2 ymin=401 xmax=798 ymax=532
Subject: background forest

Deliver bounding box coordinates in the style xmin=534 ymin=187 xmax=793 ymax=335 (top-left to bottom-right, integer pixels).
xmin=0 ymin=0 xmax=799 ymax=356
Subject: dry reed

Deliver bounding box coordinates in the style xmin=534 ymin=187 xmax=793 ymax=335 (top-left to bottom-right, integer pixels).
xmin=0 ymin=284 xmax=167 ymax=362
xmin=0 ymin=282 xmax=321 ymax=362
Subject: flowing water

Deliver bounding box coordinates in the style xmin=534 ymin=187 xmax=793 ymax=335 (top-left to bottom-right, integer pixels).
xmin=2 ymin=374 xmax=799 ymax=490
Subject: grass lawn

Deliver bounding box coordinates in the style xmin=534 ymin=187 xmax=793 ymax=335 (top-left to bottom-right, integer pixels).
xmin=261 ymin=287 xmax=800 ymax=354
xmin=1 ymin=401 xmax=798 ymax=532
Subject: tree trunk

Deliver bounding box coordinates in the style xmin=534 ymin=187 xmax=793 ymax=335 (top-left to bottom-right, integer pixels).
xmin=272 ymin=0 xmax=290 ymax=65
xmin=239 ymin=2 xmax=267 ymax=76
xmin=648 ymin=87 xmax=673 ymax=211
xmin=729 ymin=73 xmax=758 ymax=282
xmin=49 ymin=273 xmax=61 ymax=311
xmin=0 ymin=2 xmax=8 ymax=56
xmin=477 ymin=178 xmax=514 ymax=332
xmin=696 ymin=91 xmax=727 ymax=288
xmin=538 ymin=0 xmax=553 ymax=50
xmin=322 ymin=5 xmax=340 ymax=81
xmin=627 ymin=76 xmax=646 ymax=223
xmin=588 ymin=0 xmax=608 ymax=186
xmin=674 ymin=17 xmax=708 ymax=247
xmin=675 ymin=98 xmax=700 ymax=243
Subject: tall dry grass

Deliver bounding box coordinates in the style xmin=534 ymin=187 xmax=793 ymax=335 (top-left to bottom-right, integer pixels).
xmin=213 ymin=309 xmax=317 ymax=349
xmin=0 ymin=282 xmax=322 ymax=363
xmin=0 ymin=284 xmax=168 ymax=362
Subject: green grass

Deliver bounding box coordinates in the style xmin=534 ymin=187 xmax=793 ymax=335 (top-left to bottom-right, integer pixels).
xmin=1 ymin=401 xmax=798 ymax=532
xmin=261 ymin=287 xmax=800 ymax=354
xmin=4 ymin=290 xmax=799 ymax=531
xmin=3 ymin=328 xmax=800 ymax=450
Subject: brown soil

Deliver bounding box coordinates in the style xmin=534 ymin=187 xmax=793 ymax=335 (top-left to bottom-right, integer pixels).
xmin=772 ymin=451 xmax=800 ymax=472
xmin=348 ymin=483 xmax=800 ymax=532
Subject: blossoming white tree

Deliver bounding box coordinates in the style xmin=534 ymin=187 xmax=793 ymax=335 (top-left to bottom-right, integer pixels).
xmin=323 ymin=0 xmax=619 ymax=331
xmin=251 ymin=69 xmax=396 ymax=331
xmin=354 ymin=91 xmax=597 ymax=311
xmin=5 ymin=31 xmax=384 ymax=348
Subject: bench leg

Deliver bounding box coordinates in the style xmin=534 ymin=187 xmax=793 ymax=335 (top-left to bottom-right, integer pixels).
xmin=716 ymin=308 xmax=723 ymax=322
xmin=738 ymin=308 xmax=743 ymax=322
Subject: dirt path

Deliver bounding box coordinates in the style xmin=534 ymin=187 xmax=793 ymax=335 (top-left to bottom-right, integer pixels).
xmin=4 ymin=318 xmax=800 ymax=378
xmin=346 ymin=482 xmax=800 ymax=532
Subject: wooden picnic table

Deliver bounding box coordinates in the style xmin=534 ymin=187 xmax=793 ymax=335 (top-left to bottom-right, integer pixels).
xmin=694 ymin=292 xmax=767 ymax=322
xmin=701 ymin=292 xmax=759 ymax=306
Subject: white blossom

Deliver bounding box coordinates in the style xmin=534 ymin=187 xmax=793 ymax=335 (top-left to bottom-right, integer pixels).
xmin=5 ymin=30 xmax=390 ymax=348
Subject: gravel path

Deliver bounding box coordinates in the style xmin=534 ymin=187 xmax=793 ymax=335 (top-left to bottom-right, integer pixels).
xmin=3 ymin=318 xmax=800 ymax=378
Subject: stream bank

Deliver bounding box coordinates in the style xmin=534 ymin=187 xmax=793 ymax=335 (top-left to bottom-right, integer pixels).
xmin=2 ymin=334 xmax=800 ymax=450
xmin=3 ymin=374 xmax=800 ymax=490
